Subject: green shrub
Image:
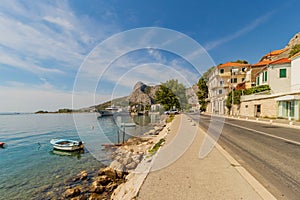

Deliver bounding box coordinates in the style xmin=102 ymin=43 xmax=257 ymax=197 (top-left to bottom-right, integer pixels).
xmin=148 ymin=138 xmax=166 ymax=155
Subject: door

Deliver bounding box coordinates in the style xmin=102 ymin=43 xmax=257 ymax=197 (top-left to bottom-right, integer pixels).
xmin=255 ymin=104 xmax=261 ymax=117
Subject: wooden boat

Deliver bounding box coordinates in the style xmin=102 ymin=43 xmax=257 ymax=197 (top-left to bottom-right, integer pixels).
xmin=0 ymin=142 xmax=5 ymax=148
xmin=50 ymin=139 xmax=84 ymax=151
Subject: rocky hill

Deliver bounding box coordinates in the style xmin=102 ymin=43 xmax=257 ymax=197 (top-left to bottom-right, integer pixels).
xmin=273 ymin=32 xmax=300 ymax=60
xmin=128 ymin=81 xmax=160 ymax=106
xmin=93 ymin=81 xmax=199 ymax=111
xmin=186 ymin=84 xmax=200 ymax=107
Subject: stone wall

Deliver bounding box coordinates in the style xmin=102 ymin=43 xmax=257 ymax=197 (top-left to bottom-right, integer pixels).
xmin=239 ymin=98 xmax=277 ymax=118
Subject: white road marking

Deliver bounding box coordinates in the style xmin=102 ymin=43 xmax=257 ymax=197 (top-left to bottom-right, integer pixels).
xmin=223 ymin=121 xmax=300 ymax=146
xmin=192 ymin=114 xmax=300 ymax=146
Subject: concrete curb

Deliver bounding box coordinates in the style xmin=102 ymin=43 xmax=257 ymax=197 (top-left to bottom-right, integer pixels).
xmin=215 ymin=143 xmax=277 ymax=200
xmin=111 ymin=116 xmax=177 ymax=199
xmin=193 ymin=117 xmax=277 ymax=200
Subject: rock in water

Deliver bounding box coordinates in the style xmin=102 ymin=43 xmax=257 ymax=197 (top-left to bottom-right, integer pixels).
xmin=63 ymin=187 xmax=81 ymax=198
xmin=109 ymin=160 xmax=125 ymax=172
xmin=98 ymin=167 xmax=117 ymax=179
xmin=89 ymin=181 xmax=105 ymax=194
xmin=94 ymin=175 xmax=111 ymax=186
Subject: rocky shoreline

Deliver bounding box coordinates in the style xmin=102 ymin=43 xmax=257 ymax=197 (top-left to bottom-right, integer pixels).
xmin=45 ymin=115 xmax=171 ymax=200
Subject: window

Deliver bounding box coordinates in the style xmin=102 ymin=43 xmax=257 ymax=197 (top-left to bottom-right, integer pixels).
xmin=242 ymin=68 xmax=246 ymax=72
xmin=231 ymin=78 xmax=237 ymax=83
xmin=256 ymin=105 xmax=261 ymax=112
xmin=242 ymin=78 xmax=245 ymax=82
xmin=218 ymin=90 xmax=222 ymax=94
xmin=279 ymin=68 xmax=287 ymax=78
xmin=256 ymin=76 xmax=260 ymax=86
xmin=263 ymin=71 xmax=268 ymax=82
xmin=290 ymin=101 xmax=295 ymax=117
xmin=220 ymin=69 xmax=224 ymax=74
xmin=220 ymin=80 xmax=224 ymax=85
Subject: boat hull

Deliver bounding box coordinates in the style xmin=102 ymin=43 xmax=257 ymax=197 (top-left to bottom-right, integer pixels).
xmin=0 ymin=142 xmax=5 ymax=148
xmin=50 ymin=139 xmax=84 ymax=151
xmin=98 ymin=110 xmax=114 ymax=117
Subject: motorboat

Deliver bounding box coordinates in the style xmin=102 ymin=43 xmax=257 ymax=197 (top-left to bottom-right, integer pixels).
xmin=97 ymin=106 xmax=119 ymax=117
xmin=50 ymin=139 xmax=84 ymax=151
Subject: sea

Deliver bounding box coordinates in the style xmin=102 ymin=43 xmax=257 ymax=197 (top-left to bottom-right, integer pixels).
xmin=0 ymin=113 xmax=161 ymax=200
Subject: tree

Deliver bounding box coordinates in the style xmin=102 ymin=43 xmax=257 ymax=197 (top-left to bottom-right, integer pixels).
xmin=289 ymin=44 xmax=300 ymax=57
xmin=155 ymin=79 xmax=188 ymax=110
xmin=197 ymin=77 xmax=208 ymax=112
xmin=202 ymin=66 xmax=215 ymax=81
xmin=232 ymin=60 xmax=248 ymax=64
xmin=155 ymin=85 xmax=180 ymax=110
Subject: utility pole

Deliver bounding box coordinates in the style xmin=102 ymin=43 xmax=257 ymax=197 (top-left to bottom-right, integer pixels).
xmin=231 ymin=67 xmax=238 ymax=116
xmin=231 ymin=67 xmax=233 ymax=116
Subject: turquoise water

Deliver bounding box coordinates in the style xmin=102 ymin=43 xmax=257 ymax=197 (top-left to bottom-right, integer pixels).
xmin=0 ymin=113 xmax=159 ymax=200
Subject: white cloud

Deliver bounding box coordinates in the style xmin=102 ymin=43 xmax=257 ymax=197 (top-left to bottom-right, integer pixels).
xmin=0 ymin=0 xmax=119 ymax=75
xmin=204 ymin=12 xmax=274 ymax=50
xmin=0 ymin=51 xmax=64 ymax=74
xmin=43 ymin=15 xmax=74 ymax=30
xmin=0 ymin=85 xmax=107 ymax=113
xmin=0 ymin=0 xmax=122 ymax=111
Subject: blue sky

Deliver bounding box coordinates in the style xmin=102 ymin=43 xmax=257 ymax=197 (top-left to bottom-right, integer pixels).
xmin=0 ymin=0 xmax=299 ymax=112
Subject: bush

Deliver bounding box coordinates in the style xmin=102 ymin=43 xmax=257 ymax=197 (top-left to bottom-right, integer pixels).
xmin=226 ymin=85 xmax=271 ymax=110
xmin=289 ymin=44 xmax=300 ymax=57
xmin=148 ymin=138 xmax=165 ymax=155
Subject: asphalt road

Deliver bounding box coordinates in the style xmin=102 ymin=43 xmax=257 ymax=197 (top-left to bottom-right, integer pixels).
xmin=188 ymin=113 xmax=300 ymax=200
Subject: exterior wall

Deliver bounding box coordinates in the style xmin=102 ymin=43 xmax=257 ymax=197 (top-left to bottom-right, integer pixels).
xmin=240 ymin=98 xmax=277 ymax=118
xmin=206 ymin=102 xmax=212 ymax=113
xmin=207 ymin=64 xmax=249 ymax=116
xmin=207 ymin=68 xmax=227 ymax=115
xmin=256 ymin=70 xmax=268 ymax=86
xmin=268 ymin=63 xmax=291 ymax=93
xmin=291 ymin=56 xmax=300 ymax=92
xmin=250 ymin=66 xmax=265 ymax=85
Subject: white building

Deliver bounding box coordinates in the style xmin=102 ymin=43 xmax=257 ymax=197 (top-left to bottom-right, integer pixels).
xmin=256 ymin=58 xmax=291 ymax=93
xmin=291 ymin=51 xmax=300 ymax=92
xmin=206 ymin=62 xmax=250 ymax=115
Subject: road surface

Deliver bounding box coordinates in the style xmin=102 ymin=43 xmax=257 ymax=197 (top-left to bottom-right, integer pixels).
xmin=188 ymin=113 xmax=300 ymax=200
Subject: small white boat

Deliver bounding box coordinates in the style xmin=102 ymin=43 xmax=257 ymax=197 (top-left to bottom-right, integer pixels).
xmin=98 ymin=106 xmax=119 ymax=117
xmin=119 ymin=122 xmax=136 ymax=127
xmin=50 ymin=139 xmax=84 ymax=151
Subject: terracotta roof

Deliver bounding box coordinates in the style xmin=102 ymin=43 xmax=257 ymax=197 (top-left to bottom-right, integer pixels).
xmin=217 ymin=62 xmax=250 ymax=69
xmin=269 ymin=58 xmax=291 ymax=65
xmin=290 ymin=51 xmax=300 ymax=60
xmin=235 ymin=82 xmax=246 ymax=90
xmin=252 ymin=60 xmax=272 ymax=67
xmin=263 ymin=48 xmax=288 ymax=57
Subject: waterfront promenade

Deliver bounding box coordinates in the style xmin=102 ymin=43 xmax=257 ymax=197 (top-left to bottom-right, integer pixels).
xmin=137 ymin=114 xmax=276 ymax=200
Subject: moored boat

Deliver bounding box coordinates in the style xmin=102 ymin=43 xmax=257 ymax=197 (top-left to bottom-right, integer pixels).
xmin=50 ymin=139 xmax=84 ymax=151
xmin=119 ymin=122 xmax=136 ymax=127
xmin=97 ymin=106 xmax=119 ymax=117
xmin=0 ymin=142 xmax=5 ymax=148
